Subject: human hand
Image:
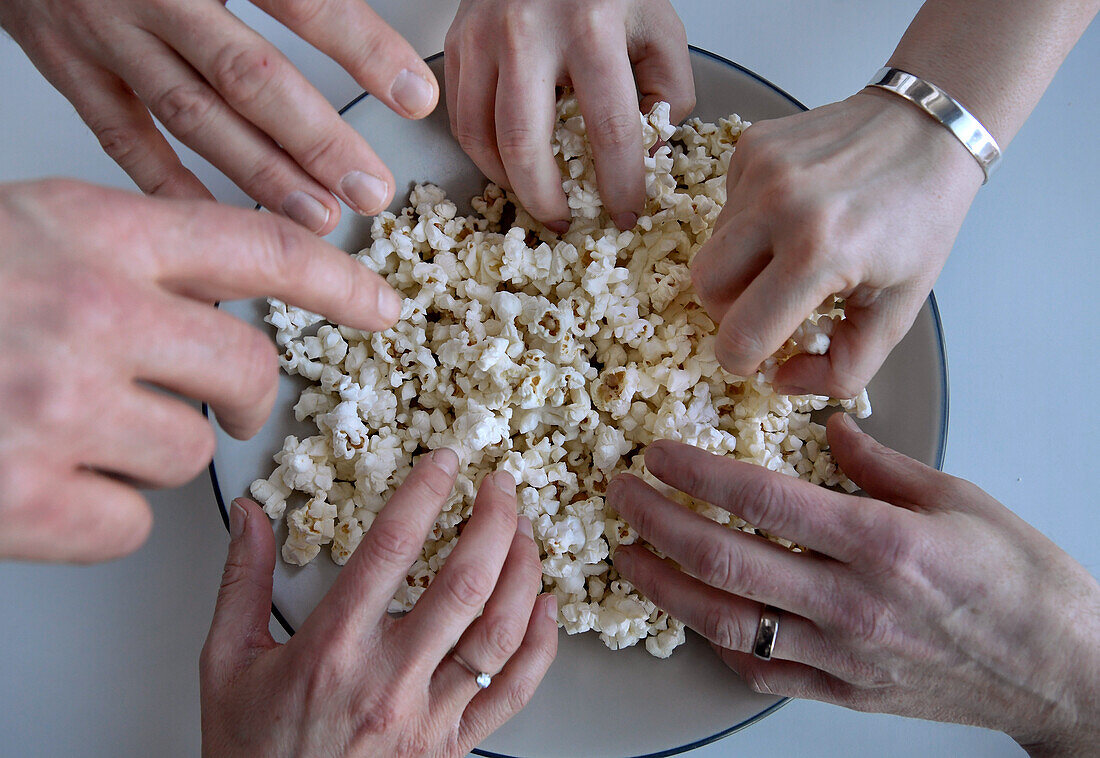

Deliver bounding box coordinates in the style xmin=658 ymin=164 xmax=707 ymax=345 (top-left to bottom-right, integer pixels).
xmin=0 ymin=178 xmax=403 ymax=563
xmin=444 ymin=0 xmax=694 ymax=232
xmin=0 ymin=0 xmax=439 ymax=233
xmin=607 ymin=413 xmax=1100 ymax=755
xmin=200 ymin=452 xmax=557 ymax=757
xmin=692 ymin=89 xmax=984 ymax=398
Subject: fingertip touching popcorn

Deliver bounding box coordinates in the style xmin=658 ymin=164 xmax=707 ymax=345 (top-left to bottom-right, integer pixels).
xmin=251 ymin=93 xmax=871 ymax=655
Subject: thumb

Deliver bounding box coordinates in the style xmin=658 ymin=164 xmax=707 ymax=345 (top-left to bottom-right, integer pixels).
xmin=826 ymin=412 xmax=950 ymax=511
xmin=201 ymin=498 xmax=277 ymax=681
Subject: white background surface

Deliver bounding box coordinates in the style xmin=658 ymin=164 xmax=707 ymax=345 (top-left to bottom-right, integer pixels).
xmin=1 ymin=1 xmax=1096 ymax=756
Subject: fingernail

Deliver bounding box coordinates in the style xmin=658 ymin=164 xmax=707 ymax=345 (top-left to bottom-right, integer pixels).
xmin=281 ymin=190 xmax=330 ymax=233
xmin=543 ymin=593 xmax=558 ymax=621
xmin=613 ymin=212 xmax=638 ymax=230
xmin=775 ymin=385 xmax=808 ymax=396
xmin=431 ymin=447 xmax=459 ymax=476
xmin=837 ymin=412 xmax=860 ymax=433
xmin=340 ymin=171 xmax=389 ymax=215
xmin=494 ymin=470 xmax=516 ymax=494
xmin=644 ymin=443 xmax=668 ymax=475
xmin=546 ymin=219 xmax=571 ymax=235
xmin=613 ymin=547 xmax=632 ymax=568
xmin=230 ymin=499 xmax=248 ymax=540
xmin=378 ymin=285 xmax=402 ymax=324
xmin=516 ymin=514 xmax=534 ymax=539
xmin=390 ymin=68 xmax=435 ymax=116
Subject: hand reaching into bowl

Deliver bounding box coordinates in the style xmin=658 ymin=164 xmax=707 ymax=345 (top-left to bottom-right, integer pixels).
xmin=0 ymin=178 xmax=403 ymax=563
xmin=607 ymin=414 xmax=1100 ymax=756
xmin=693 ymin=0 xmax=1097 ymax=397
xmin=200 ymin=452 xmax=557 ymax=757
xmin=0 ymin=0 xmax=439 ymax=233
xmin=444 ymin=0 xmax=695 ymax=232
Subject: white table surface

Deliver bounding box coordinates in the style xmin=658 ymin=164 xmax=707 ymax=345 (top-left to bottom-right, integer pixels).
xmin=1 ymin=2 xmax=1096 ymax=756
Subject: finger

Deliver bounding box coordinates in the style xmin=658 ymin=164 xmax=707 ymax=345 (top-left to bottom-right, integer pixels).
xmin=714 ymin=257 xmax=835 ymax=376
xmin=606 ymin=473 xmax=836 ymax=618
xmin=141 ymin=196 xmax=402 ymax=331
xmin=569 ymin=38 xmax=645 ymax=228
xmin=0 ymin=467 xmax=152 ymax=563
xmin=456 ymin=594 xmax=558 ymax=752
xmin=773 ymin=290 xmax=924 ymax=398
xmin=256 ymin=0 xmax=438 ymax=119
xmin=85 ymin=385 xmax=216 ymax=487
xmin=98 ymin=31 xmax=339 ymax=233
xmin=47 ymin=56 xmax=211 ymax=200
xmin=430 ymin=516 xmax=543 ymax=711
xmin=496 ymin=55 xmax=571 ymax=230
xmin=454 ymin=52 xmax=510 ymax=190
xmin=614 ymin=544 xmax=832 ymax=669
xmin=155 ymin=4 xmax=396 ymax=215
xmin=200 ymin=498 xmax=278 ymax=684
xmin=400 ymin=473 xmax=518 ymax=668
xmin=306 ymin=449 xmax=459 ymax=634
xmin=444 ymin=44 xmax=461 ymax=139
xmin=712 ymin=645 xmax=857 ymax=705
xmin=825 ymin=412 xmax=956 ymax=512
xmin=129 ymin=293 xmax=278 ymax=440
xmin=689 ymin=209 xmax=771 ymax=326
xmin=641 ymin=439 xmax=889 ymax=562
xmin=630 ymin=12 xmax=695 ymax=122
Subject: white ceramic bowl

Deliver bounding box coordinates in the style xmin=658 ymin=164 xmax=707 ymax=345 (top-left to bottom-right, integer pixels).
xmin=209 ymin=48 xmax=948 ymax=758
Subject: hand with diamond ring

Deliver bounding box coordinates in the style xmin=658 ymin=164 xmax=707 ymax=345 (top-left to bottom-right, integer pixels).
xmin=607 ymin=413 xmax=1100 ymax=757
xmin=200 ymin=448 xmax=557 ymax=757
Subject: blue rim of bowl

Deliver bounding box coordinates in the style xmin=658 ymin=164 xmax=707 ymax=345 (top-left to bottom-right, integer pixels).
xmin=204 ymin=43 xmax=950 ymax=758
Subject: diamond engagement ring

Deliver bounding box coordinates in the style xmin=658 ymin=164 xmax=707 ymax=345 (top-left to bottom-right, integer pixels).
xmin=753 ymin=605 xmax=781 ymax=660
xmin=451 ymin=652 xmax=492 ymax=689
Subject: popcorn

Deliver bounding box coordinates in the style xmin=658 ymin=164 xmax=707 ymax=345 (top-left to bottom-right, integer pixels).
xmin=252 ymin=94 xmax=871 ymax=656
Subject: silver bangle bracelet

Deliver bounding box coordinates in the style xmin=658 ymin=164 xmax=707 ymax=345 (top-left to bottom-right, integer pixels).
xmin=867 ymin=66 xmax=1001 ymax=183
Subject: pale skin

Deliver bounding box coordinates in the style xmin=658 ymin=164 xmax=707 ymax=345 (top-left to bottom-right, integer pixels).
xmin=201 ymin=453 xmax=558 ymax=757
xmin=444 ymin=0 xmax=695 ymax=232
xmin=0 ymin=178 xmax=403 ymax=563
xmin=0 ymin=0 xmax=440 ymax=233
xmin=607 ymin=414 xmax=1100 ymax=757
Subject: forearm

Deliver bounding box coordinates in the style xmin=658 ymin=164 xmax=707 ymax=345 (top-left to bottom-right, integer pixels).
xmin=886 ymin=0 xmax=1099 ymax=147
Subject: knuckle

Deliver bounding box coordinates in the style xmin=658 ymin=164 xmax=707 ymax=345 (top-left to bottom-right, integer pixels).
xmin=366 ymin=518 xmax=422 ymax=567
xmin=744 ymin=667 xmax=774 ymax=695
xmin=344 ymin=22 xmax=404 ymax=82
xmin=272 ymin=0 xmax=327 ymax=29
xmin=303 ymin=649 xmax=350 ymax=707
xmin=153 ymin=83 xmax=219 ymax=141
xmin=93 ymin=124 xmax=152 ymax=171
xmin=502 ymin=674 xmax=540 ymax=714
xmin=297 ymin=129 xmax=344 ymax=173
xmin=701 ymin=604 xmax=745 ymax=650
xmin=209 ymin=44 xmax=280 ymax=109
xmin=589 ymin=111 xmax=640 ymax=154
xmin=454 ymin=127 xmax=497 ymax=160
xmin=443 ymin=561 xmax=496 ymax=611
xmin=483 ymin=617 xmax=526 ymax=661
xmin=841 ymin=596 xmax=893 ymax=649
xmin=241 ymin=157 xmax=291 ymax=202
xmin=691 ymin=538 xmax=739 ymax=590
xmin=495 ymin=124 xmax=544 ymax=165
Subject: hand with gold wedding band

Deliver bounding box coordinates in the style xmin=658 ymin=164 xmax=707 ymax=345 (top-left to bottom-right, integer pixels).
xmin=606 ymin=413 xmax=1100 ymax=756
xmin=199 ymin=449 xmax=557 ymax=757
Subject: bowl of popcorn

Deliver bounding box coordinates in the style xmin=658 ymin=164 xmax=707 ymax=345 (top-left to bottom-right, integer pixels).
xmin=209 ymin=49 xmax=948 ymax=757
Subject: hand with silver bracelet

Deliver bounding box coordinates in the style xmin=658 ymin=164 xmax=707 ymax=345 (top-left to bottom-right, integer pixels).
xmin=692 ymin=0 xmax=1098 ymax=398
xmin=200 ymin=451 xmax=558 ymax=758
xmin=607 ymin=415 xmax=1100 ymax=756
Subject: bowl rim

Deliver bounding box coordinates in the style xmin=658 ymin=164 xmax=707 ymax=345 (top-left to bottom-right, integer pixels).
xmin=204 ymin=43 xmax=950 ymax=758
